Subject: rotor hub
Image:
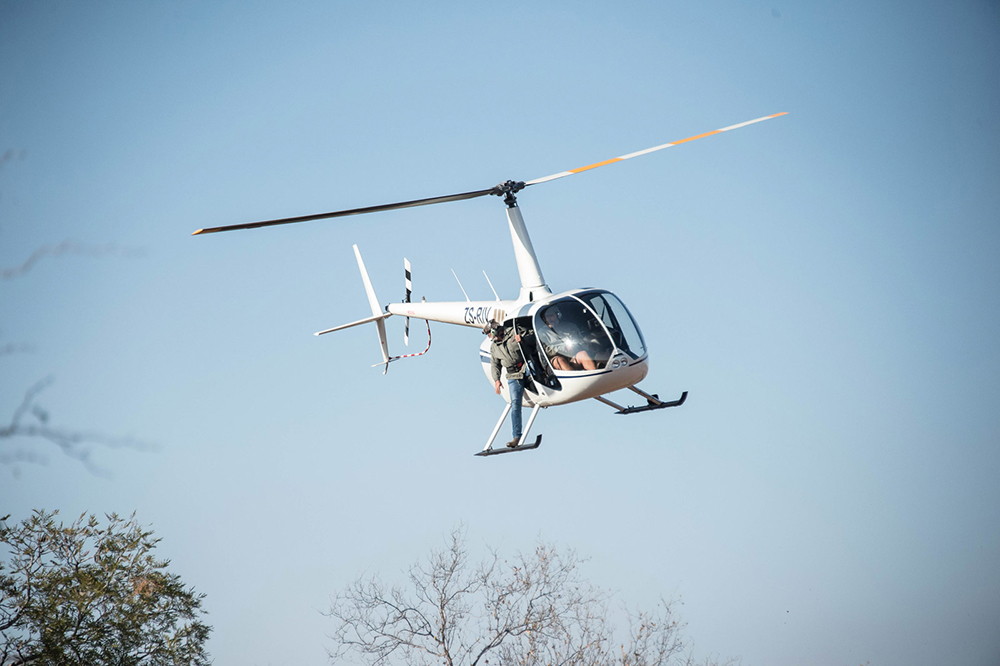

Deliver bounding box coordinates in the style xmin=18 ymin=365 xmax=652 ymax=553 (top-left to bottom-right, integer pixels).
xmin=490 ymin=180 xmax=526 ymax=207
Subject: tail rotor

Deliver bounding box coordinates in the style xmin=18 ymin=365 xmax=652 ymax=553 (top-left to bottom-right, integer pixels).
xmin=403 ymin=258 xmax=412 ymax=346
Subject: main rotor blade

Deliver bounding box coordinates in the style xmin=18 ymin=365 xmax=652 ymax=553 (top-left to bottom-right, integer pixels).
xmin=194 ymin=112 xmax=787 ymax=235
xmin=192 ymin=187 xmax=495 ymax=235
xmin=524 ymin=112 xmax=788 ymax=187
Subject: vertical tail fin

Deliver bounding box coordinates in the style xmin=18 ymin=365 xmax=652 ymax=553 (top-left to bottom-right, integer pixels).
xmin=353 ymin=244 xmax=390 ymax=374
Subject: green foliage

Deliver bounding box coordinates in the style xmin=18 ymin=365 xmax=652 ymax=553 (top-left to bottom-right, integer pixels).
xmin=0 ymin=510 xmax=210 ymax=666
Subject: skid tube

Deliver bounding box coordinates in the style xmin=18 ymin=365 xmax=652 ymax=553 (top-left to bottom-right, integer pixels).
xmin=595 ymin=387 xmax=688 ymax=415
xmin=475 ymin=434 xmax=542 ymax=457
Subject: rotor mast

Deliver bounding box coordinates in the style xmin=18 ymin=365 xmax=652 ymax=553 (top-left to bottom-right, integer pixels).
xmin=493 ymin=180 xmax=551 ymax=303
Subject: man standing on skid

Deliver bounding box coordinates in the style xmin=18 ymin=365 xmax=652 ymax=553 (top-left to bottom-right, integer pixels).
xmin=485 ymin=320 xmax=527 ymax=448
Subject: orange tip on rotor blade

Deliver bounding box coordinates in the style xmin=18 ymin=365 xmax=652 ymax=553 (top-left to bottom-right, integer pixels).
xmin=569 ymin=157 xmax=624 ymax=175
xmin=525 ymin=112 xmax=789 ymax=187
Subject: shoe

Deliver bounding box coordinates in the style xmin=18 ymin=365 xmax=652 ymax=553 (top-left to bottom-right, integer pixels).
xmin=506 ymin=437 xmax=521 ymax=449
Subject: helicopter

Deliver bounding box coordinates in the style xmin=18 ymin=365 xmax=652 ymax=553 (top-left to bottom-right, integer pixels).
xmin=194 ymin=112 xmax=787 ymax=457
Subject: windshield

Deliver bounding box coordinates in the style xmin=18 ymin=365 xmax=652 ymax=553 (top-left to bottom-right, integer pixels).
xmin=533 ymin=298 xmax=613 ymax=371
xmin=577 ymin=291 xmax=647 ymax=359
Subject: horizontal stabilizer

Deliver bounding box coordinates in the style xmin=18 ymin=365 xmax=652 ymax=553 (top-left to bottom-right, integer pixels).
xmin=314 ymin=312 xmax=392 ymax=336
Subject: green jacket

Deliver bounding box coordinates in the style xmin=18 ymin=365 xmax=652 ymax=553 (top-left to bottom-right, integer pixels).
xmin=490 ymin=325 xmax=526 ymax=382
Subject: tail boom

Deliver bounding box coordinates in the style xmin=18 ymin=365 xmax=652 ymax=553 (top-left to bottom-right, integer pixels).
xmin=386 ymin=300 xmax=514 ymax=329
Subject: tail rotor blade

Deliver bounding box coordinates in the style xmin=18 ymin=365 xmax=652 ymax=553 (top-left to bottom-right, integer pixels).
xmin=404 ymin=258 xmax=412 ymax=346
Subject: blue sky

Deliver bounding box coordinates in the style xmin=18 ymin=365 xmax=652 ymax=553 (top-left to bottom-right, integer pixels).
xmin=2 ymin=1 xmax=999 ymax=664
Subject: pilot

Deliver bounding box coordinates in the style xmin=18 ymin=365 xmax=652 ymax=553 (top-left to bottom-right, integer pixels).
xmin=537 ymin=307 xmax=597 ymax=371
xmin=484 ymin=319 xmax=527 ymax=448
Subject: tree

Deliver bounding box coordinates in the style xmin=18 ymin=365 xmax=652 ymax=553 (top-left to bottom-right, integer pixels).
xmin=0 ymin=510 xmax=211 ymax=666
xmin=327 ymin=529 xmax=737 ymax=666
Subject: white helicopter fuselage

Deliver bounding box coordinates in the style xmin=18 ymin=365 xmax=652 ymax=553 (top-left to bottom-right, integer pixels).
xmin=383 ymin=202 xmax=652 ymax=408
xmin=476 ymin=289 xmax=650 ymax=408
xmin=384 ymin=291 xmax=651 ymax=408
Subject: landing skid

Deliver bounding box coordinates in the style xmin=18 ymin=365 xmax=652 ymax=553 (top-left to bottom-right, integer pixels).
xmin=594 ymin=386 xmax=688 ymax=414
xmin=475 ymin=434 xmax=542 ymax=457
xmin=476 ymin=402 xmax=543 ymax=458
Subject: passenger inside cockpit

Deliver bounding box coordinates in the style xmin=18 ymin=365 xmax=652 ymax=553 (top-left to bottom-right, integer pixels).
xmin=537 ymin=306 xmax=598 ymax=371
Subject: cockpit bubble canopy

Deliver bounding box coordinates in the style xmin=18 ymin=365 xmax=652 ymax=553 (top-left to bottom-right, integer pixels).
xmin=532 ymin=290 xmax=647 ymax=373
xmin=578 ymin=290 xmax=647 ymax=359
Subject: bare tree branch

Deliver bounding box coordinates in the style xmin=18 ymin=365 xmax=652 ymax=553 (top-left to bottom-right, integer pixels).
xmin=0 ymin=343 xmax=33 ymax=356
xmin=0 ymin=377 xmax=156 ymax=476
xmin=326 ymin=531 xmax=738 ymax=666
xmin=1 ymin=232 xmax=152 ymax=475
xmin=1 ymin=241 xmax=145 ymax=280
xmin=0 ymin=148 xmax=27 ymax=171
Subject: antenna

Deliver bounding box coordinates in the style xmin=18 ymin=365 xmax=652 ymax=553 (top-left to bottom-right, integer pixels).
xmin=483 ymin=270 xmax=500 ymax=301
xmin=451 ymin=269 xmax=470 ymax=302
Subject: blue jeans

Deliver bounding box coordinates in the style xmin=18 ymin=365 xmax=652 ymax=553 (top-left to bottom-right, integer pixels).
xmin=508 ymin=377 xmax=524 ymax=438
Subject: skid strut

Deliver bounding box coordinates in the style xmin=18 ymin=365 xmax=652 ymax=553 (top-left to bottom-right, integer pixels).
xmin=476 ymin=403 xmax=543 ymax=457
